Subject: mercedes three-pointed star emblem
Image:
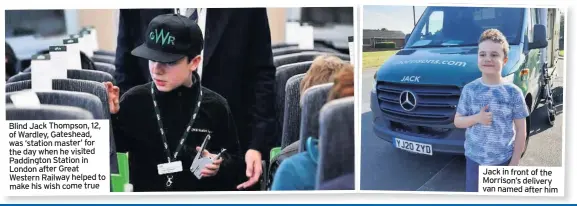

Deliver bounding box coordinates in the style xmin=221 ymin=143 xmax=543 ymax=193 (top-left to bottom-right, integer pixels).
xmin=399 ymin=91 xmax=417 ymax=111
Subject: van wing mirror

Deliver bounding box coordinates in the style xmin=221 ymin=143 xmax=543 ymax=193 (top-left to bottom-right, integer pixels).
xmin=529 ymin=24 xmax=548 ymax=49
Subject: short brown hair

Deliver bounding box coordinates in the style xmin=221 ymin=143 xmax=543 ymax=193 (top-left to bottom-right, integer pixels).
xmin=327 ymin=64 xmax=354 ymax=101
xmin=478 ymin=28 xmax=509 ymax=58
xmin=300 ymin=55 xmax=345 ymax=98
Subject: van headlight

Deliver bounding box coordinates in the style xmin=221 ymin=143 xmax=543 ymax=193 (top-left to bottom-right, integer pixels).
xmin=503 ymin=73 xmax=515 ymax=84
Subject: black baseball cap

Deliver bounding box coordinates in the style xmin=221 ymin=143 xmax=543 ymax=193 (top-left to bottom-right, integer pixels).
xmin=131 ymin=14 xmax=203 ymax=63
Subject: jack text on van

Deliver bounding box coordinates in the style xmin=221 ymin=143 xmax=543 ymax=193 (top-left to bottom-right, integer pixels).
xmin=401 ymin=76 xmax=420 ymax=82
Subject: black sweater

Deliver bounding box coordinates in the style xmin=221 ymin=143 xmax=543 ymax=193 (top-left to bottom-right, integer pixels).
xmin=114 ymin=9 xmax=276 ymax=155
xmin=112 ymin=81 xmax=244 ymax=192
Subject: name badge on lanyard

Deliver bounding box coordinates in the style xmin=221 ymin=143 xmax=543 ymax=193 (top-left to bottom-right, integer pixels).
xmin=157 ymin=161 xmax=183 ymax=175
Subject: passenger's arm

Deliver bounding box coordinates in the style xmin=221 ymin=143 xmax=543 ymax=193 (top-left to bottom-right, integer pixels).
xmin=509 ymin=118 xmax=526 ymax=166
xmin=235 ymin=8 xmax=276 ymax=190
xmin=246 ymin=8 xmax=276 ymax=154
xmin=114 ymin=10 xmax=140 ymax=95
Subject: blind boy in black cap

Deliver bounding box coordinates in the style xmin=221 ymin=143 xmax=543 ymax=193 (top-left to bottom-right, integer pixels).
xmin=105 ymin=14 xmax=243 ymax=191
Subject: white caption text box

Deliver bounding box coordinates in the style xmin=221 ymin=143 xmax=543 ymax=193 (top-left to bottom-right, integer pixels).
xmin=479 ymin=166 xmax=564 ymax=196
xmin=5 ymin=120 xmax=110 ymax=196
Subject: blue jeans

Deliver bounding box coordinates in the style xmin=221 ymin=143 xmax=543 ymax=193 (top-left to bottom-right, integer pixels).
xmin=465 ymin=157 xmax=511 ymax=192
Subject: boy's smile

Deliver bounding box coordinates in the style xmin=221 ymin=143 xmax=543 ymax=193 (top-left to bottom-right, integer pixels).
xmin=481 ymin=64 xmax=495 ymax=68
xmin=478 ymin=40 xmax=508 ymax=75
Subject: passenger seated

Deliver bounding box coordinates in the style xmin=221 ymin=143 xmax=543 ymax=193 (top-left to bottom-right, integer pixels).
xmin=299 ymin=55 xmax=347 ymax=100
xmin=278 ymin=54 xmax=348 ymax=154
xmin=282 ymin=55 xmax=347 ymax=148
xmin=276 ymin=54 xmax=348 ymax=167
xmin=271 ymin=65 xmax=354 ymax=190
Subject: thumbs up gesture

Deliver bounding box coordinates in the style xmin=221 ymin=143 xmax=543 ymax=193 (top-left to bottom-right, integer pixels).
xmin=476 ymin=105 xmax=492 ymax=125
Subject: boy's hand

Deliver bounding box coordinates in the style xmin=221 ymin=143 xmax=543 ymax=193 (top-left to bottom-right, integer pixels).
xmin=237 ymin=149 xmax=262 ymax=190
xmin=104 ymin=82 xmax=120 ymax=114
xmin=196 ymin=147 xmax=223 ymax=177
xmin=477 ymin=105 xmax=492 ymax=125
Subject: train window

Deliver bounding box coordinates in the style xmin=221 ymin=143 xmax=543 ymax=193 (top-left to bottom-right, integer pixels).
xmin=5 ymin=10 xmax=67 ymax=38
xmin=300 ymin=7 xmax=354 ymax=26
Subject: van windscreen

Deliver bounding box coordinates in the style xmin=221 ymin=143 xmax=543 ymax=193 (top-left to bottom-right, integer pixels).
xmin=406 ymin=7 xmax=524 ymax=48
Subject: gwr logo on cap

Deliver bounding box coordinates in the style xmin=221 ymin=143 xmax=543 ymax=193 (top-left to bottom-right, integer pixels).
xmin=149 ymin=29 xmax=176 ymax=46
xmin=131 ymin=14 xmax=203 ymax=63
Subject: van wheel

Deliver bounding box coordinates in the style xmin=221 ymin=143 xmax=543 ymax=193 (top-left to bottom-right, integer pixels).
xmin=546 ymin=88 xmax=556 ymax=126
xmin=542 ymin=65 xmax=556 ymax=126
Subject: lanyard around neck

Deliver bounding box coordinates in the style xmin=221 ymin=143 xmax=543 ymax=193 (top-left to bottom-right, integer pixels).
xmin=151 ymin=73 xmax=203 ymax=163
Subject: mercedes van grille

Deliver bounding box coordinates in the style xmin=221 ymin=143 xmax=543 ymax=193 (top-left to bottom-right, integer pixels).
xmin=376 ymin=81 xmax=461 ymax=125
xmin=390 ymin=121 xmax=450 ymax=138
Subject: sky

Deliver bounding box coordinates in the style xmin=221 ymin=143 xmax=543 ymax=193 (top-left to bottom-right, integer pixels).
xmin=363 ymin=5 xmax=426 ymax=34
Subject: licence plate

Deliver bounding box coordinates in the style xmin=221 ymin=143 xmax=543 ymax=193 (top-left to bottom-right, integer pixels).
xmin=394 ymin=138 xmax=433 ymax=155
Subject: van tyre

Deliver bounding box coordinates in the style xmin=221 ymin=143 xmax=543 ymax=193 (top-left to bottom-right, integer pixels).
xmin=546 ymin=92 xmax=556 ymax=126
xmin=541 ymin=64 xmax=556 ymax=126
xmin=545 ymin=83 xmax=556 ymax=126
xmin=547 ymin=108 xmax=556 ymax=125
